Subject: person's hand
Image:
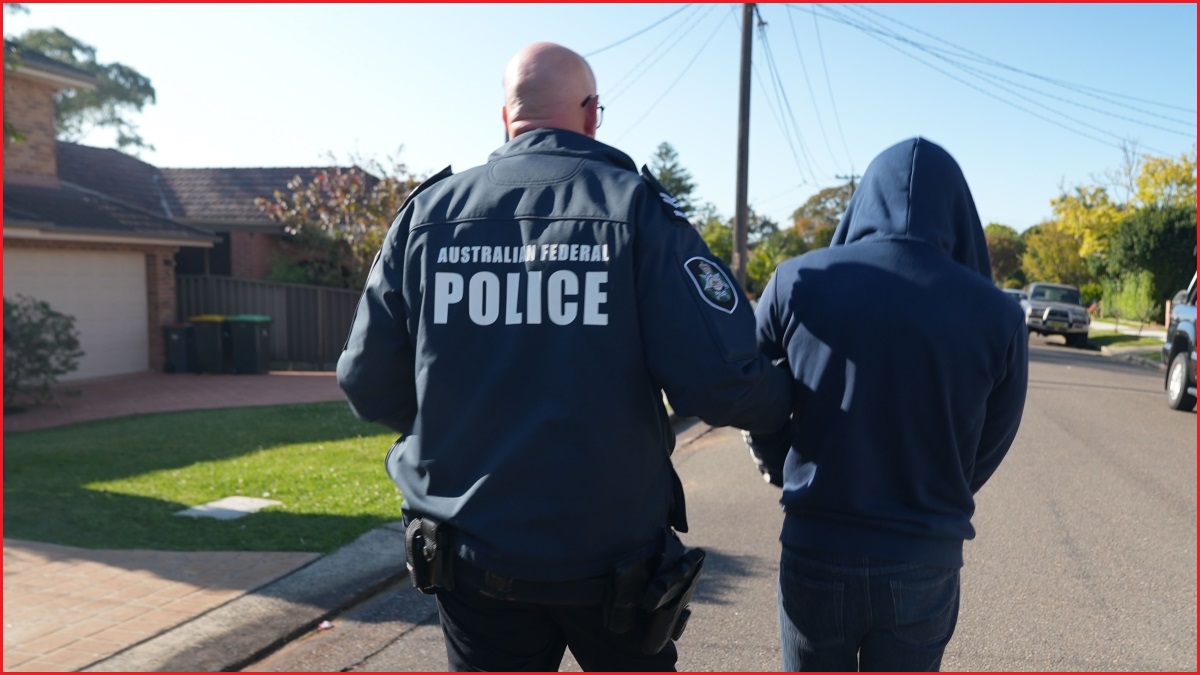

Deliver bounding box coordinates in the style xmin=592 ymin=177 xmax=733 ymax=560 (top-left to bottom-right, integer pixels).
xmin=742 ymin=429 xmax=783 ymax=487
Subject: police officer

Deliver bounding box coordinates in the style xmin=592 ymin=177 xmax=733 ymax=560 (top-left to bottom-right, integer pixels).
xmin=337 ymin=41 xmax=791 ymax=672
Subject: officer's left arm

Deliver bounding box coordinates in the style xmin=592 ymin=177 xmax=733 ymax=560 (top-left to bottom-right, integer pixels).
xmin=336 ymin=216 xmax=418 ymax=434
xmin=633 ymin=184 xmax=792 ymax=434
xmin=970 ymin=320 xmax=1029 ymax=493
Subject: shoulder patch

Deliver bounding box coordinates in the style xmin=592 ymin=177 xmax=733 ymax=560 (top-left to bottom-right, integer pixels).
xmin=684 ymin=256 xmax=739 ymax=314
xmin=640 ymin=165 xmax=691 ymax=225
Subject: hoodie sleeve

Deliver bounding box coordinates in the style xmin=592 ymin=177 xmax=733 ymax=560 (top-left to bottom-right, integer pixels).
xmin=970 ymin=320 xmax=1029 ymax=493
xmin=632 ymin=183 xmax=791 ymax=434
xmin=746 ymin=271 xmax=793 ymax=481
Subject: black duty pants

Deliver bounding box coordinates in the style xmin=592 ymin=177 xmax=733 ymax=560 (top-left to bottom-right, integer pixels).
xmin=435 ymin=584 xmax=678 ymax=672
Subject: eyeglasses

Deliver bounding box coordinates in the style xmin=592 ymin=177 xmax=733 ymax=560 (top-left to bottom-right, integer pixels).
xmin=581 ymin=94 xmax=605 ymax=129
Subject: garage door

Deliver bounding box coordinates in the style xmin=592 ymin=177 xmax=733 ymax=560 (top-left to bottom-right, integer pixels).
xmin=4 ymin=248 xmax=149 ymax=381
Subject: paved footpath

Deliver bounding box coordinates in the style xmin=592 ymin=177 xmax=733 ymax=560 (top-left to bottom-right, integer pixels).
xmin=2 ymin=542 xmax=319 ymax=672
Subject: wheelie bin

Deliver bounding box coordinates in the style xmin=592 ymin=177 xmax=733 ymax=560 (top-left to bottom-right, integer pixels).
xmin=188 ymin=315 xmax=229 ymax=374
xmin=226 ymin=314 xmax=273 ymax=374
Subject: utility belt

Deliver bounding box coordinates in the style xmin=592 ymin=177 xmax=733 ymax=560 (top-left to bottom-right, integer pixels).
xmin=404 ymin=515 xmax=704 ymax=655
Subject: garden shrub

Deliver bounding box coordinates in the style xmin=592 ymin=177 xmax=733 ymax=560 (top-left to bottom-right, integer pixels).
xmin=4 ymin=295 xmax=85 ymax=410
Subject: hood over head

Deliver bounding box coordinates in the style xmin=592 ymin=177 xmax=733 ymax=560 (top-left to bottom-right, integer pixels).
xmin=831 ymin=137 xmax=992 ymax=280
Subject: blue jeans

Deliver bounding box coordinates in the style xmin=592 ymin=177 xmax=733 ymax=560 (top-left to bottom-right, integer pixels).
xmin=777 ymin=546 xmax=960 ymax=672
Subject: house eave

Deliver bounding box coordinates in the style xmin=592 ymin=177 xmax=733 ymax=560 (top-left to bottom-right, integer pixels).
xmin=12 ymin=63 xmax=98 ymax=90
xmin=178 ymin=218 xmax=283 ymax=234
xmin=3 ymin=221 xmax=216 ymax=248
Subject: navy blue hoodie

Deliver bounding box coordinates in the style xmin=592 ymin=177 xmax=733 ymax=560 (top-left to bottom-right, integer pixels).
xmin=753 ymin=137 xmax=1029 ymax=568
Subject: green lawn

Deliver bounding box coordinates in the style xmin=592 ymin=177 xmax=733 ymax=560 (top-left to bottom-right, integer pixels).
xmin=1087 ymin=330 xmax=1164 ymax=349
xmin=3 ymin=402 xmax=401 ymax=553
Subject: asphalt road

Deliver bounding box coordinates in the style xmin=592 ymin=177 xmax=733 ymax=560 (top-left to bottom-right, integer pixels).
xmin=244 ymin=338 xmax=1196 ymax=672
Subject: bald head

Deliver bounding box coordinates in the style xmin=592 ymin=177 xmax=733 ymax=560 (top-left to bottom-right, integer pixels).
xmin=502 ymin=42 xmax=599 ymax=139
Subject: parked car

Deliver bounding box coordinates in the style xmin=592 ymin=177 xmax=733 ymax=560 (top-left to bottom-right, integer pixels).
xmin=1002 ymin=288 xmax=1027 ymax=303
xmin=1022 ymin=282 xmax=1090 ymax=348
xmin=1162 ymin=272 xmax=1196 ymax=412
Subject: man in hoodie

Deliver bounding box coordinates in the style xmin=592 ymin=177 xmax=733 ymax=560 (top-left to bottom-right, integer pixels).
xmin=338 ymin=42 xmax=791 ymax=671
xmin=748 ymin=137 xmax=1029 ymax=671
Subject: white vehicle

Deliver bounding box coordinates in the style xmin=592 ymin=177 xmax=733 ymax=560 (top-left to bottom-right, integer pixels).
xmin=1021 ymin=282 xmax=1090 ymax=348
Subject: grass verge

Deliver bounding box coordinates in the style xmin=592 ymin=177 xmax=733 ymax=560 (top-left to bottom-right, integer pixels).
xmin=1088 ymin=330 xmax=1164 ymax=349
xmin=3 ymin=402 xmax=400 ymax=553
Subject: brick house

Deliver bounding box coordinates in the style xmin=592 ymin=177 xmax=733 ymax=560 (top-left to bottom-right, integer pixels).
xmin=54 ymin=143 xmax=332 ymax=281
xmin=3 ymin=43 xmax=217 ymax=380
xmin=5 ymin=43 xmax=378 ymax=379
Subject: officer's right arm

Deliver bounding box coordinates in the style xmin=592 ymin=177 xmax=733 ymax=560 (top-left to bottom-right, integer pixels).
xmin=336 ymin=216 xmax=418 ymax=434
xmin=633 ymin=194 xmax=791 ymax=434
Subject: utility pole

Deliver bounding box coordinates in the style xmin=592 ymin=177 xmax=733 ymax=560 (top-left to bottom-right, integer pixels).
xmin=732 ymin=2 xmax=754 ymax=287
xmin=836 ymin=172 xmax=861 ymax=192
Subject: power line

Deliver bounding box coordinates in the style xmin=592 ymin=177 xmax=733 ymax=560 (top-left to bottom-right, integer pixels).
xmin=745 ymin=8 xmax=816 ymax=187
xmin=745 ymin=13 xmax=800 ymax=179
xmin=757 ymin=9 xmax=824 ymax=184
xmin=850 ymin=3 xmax=1196 ymax=119
xmin=604 ymin=4 xmax=713 ymax=104
xmin=751 ymin=54 xmax=810 ymax=185
xmin=810 ymin=3 xmax=1182 ymax=157
xmin=584 ymin=5 xmax=695 ymax=58
xmin=780 ymin=4 xmax=847 ymax=175
xmin=804 ymin=5 xmax=854 ymax=176
xmin=836 ymin=4 xmax=1194 ymax=136
xmin=611 ymin=8 xmax=730 ymax=144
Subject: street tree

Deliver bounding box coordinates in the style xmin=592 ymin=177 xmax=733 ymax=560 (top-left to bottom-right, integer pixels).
xmin=697 ymin=209 xmax=733 ymax=267
xmin=984 ymin=223 xmax=1025 ymax=288
xmin=746 ymin=228 xmax=808 ymax=298
xmin=746 ymin=207 xmax=780 ymax=243
xmin=1021 ymin=220 xmax=1090 ymax=288
xmin=1050 ymin=184 xmax=1125 ymax=261
xmin=1107 ymin=203 xmax=1197 ymax=305
xmin=1050 ymin=148 xmax=1195 ymax=265
xmin=7 ymin=27 xmax=156 ymax=151
xmin=1134 ymin=150 xmax=1196 ymax=210
xmin=791 ymin=181 xmax=854 ymax=247
xmin=255 ymin=152 xmax=420 ymax=290
xmin=648 ymin=142 xmax=696 ymax=215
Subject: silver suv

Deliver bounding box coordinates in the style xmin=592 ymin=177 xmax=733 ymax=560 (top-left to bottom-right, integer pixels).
xmin=1022 ymin=282 xmax=1090 ymax=348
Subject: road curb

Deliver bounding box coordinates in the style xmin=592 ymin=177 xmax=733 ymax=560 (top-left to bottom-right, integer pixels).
xmin=83 ymin=523 xmax=409 ymax=673
xmin=1099 ymin=346 xmax=1165 ymax=373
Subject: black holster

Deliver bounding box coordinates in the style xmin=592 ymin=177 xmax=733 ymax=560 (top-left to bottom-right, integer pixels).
xmin=638 ymin=541 xmax=705 ymax=655
xmin=404 ymin=516 xmax=455 ymax=594
xmin=602 ymin=552 xmax=653 ymax=635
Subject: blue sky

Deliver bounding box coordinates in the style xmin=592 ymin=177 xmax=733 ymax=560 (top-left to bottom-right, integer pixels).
xmin=6 ymin=3 xmax=1196 ymax=233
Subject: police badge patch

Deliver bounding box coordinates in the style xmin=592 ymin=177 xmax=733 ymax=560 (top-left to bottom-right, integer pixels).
xmin=684 ymin=257 xmax=738 ymax=314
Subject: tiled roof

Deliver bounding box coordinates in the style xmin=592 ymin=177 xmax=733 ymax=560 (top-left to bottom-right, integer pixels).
xmin=159 ymin=167 xmax=326 ymax=222
xmin=4 ymin=181 xmax=217 ymax=244
xmin=56 ymin=143 xmax=183 ymax=215
xmin=57 ymin=142 xmax=354 ymax=224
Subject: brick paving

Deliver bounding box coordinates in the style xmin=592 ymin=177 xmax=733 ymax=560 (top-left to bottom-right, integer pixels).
xmin=3 ymin=541 xmax=319 ymax=672
xmin=4 ymin=371 xmax=345 ymax=434
xmin=2 ymin=371 xmax=347 ymax=671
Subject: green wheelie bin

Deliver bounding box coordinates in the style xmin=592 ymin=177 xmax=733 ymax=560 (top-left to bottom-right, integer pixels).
xmin=226 ymin=314 xmax=273 ymax=374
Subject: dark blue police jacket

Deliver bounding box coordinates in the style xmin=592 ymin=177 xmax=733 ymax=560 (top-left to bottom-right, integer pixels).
xmin=338 ymin=128 xmax=791 ymax=582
